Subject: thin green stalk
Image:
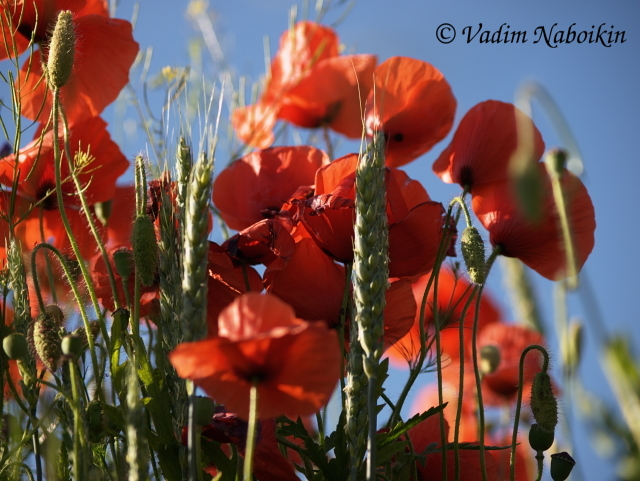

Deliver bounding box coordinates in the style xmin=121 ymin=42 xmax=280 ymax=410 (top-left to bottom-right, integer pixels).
xmin=470 ymin=248 xmax=500 ymax=481
xmin=69 ymin=360 xmax=86 ymax=480
xmin=243 ymin=382 xmax=259 ymax=481
xmin=510 ymin=345 xmax=550 ymax=481
xmin=453 ymin=285 xmax=480 ymax=481
xmin=50 ymin=89 xmax=105 ymax=400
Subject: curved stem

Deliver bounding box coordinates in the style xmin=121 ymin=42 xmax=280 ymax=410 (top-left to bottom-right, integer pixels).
xmin=510 ymin=344 xmax=550 ymax=481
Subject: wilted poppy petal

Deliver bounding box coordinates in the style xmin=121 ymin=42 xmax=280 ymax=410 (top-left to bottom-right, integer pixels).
xmin=223 ymin=219 xmax=295 ymax=267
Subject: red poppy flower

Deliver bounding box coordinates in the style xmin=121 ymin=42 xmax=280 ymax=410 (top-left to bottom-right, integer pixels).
xmin=365 ymin=56 xmax=456 ymax=168
xmin=212 ymin=146 xmax=329 ymax=232
xmin=476 ymin=322 xmax=547 ymax=406
xmin=2 ymin=0 xmax=139 ymax=123
xmin=0 ymin=117 xmax=129 ymax=208
xmin=408 ymin=414 xmax=499 ymax=481
xmin=169 ymin=292 xmax=341 ymax=420
xmin=386 ymin=266 xmax=501 ymax=368
xmin=433 ymin=100 xmax=545 ymax=191
xmin=471 ymin=164 xmax=595 ymax=281
xmin=232 ymin=21 xmax=375 ymax=147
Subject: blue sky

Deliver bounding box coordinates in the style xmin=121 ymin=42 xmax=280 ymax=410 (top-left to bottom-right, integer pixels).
xmin=109 ymin=1 xmax=639 ymax=479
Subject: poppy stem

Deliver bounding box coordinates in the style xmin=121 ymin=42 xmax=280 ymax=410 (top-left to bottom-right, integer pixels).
xmin=453 ymin=284 xmax=481 ymax=481
xmin=243 ymin=381 xmax=259 ymax=481
xmin=510 ymin=345 xmax=550 ymax=481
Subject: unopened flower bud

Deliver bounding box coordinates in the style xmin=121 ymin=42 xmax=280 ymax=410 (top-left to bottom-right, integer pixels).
xmin=47 ymin=11 xmax=75 ymax=89
xmin=61 ymin=334 xmax=83 ymax=358
xmin=460 ymin=226 xmax=486 ymax=285
xmin=528 ymin=423 xmax=554 ymax=452
xmin=479 ymin=345 xmax=501 ymax=375
xmin=132 ymin=215 xmax=158 ymax=286
xmin=3 ymin=333 xmax=29 ymax=361
xmin=550 ymin=452 xmax=575 ymax=481
xmin=29 ymin=310 xmax=64 ymax=372
xmin=113 ymin=248 xmax=134 ymax=279
xmin=530 ymin=371 xmax=558 ymax=432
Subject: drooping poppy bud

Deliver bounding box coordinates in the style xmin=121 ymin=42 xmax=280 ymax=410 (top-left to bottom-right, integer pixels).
xmin=46 ymin=10 xmax=76 ymax=89
xmin=28 ymin=306 xmax=64 ymax=372
xmin=460 ymin=226 xmax=486 ymax=285
xmin=530 ymin=371 xmax=558 ymax=432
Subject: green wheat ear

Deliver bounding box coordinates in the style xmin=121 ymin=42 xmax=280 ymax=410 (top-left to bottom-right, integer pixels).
xmin=132 ymin=215 xmax=158 ymax=287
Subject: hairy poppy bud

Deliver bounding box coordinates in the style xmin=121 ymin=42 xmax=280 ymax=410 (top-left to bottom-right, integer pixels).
xmin=29 ymin=309 xmax=64 ymax=372
xmin=460 ymin=226 xmax=486 ymax=285
xmin=528 ymin=423 xmax=554 ymax=452
xmin=3 ymin=333 xmax=29 ymax=361
xmin=132 ymin=216 xmax=158 ymax=286
xmin=550 ymin=452 xmax=575 ymax=480
xmin=113 ymin=248 xmax=134 ymax=279
xmin=479 ymin=345 xmax=501 ymax=375
xmin=47 ymin=11 xmax=75 ymax=89
xmin=530 ymin=371 xmax=558 ymax=432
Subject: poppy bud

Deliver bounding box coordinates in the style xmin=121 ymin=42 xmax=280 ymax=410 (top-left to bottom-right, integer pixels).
xmin=528 ymin=423 xmax=554 ymax=452
xmin=3 ymin=333 xmax=29 ymax=361
xmin=479 ymin=345 xmax=501 ymax=375
xmin=460 ymin=226 xmax=486 ymax=285
xmin=113 ymin=247 xmax=134 ymax=279
xmin=47 ymin=11 xmax=75 ymax=89
xmin=132 ymin=215 xmax=158 ymax=286
xmin=550 ymin=452 xmax=575 ymax=480
xmin=29 ymin=309 xmax=64 ymax=372
xmin=61 ymin=334 xmax=83 ymax=358
xmin=530 ymin=371 xmax=558 ymax=432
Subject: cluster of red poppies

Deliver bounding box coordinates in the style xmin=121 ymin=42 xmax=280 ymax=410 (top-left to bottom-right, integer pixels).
xmin=0 ymin=5 xmax=594 ymax=480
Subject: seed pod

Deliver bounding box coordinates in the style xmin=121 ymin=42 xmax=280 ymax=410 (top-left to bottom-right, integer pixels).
xmin=47 ymin=11 xmax=75 ymax=89
xmin=113 ymin=247 xmax=134 ymax=280
xmin=550 ymin=452 xmax=575 ymax=481
xmin=530 ymin=371 xmax=558 ymax=432
xmin=460 ymin=226 xmax=486 ymax=285
xmin=528 ymin=423 xmax=554 ymax=452
xmin=61 ymin=334 xmax=83 ymax=358
xmin=132 ymin=215 xmax=158 ymax=286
